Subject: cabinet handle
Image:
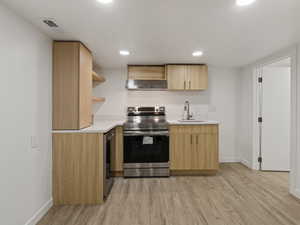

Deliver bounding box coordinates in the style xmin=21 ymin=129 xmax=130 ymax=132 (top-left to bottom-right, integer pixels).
xmin=184 ymin=81 xmax=186 ymax=89
xmin=189 ymin=81 xmax=191 ymax=89
xmin=190 ymin=135 xmax=193 ymax=145
xmin=196 ymin=135 xmax=198 ymax=145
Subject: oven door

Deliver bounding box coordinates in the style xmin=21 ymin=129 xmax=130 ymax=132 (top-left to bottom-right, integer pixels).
xmin=123 ymin=131 xmax=169 ymax=164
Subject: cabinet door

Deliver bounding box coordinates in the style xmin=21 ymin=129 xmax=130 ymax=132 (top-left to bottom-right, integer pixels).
xmin=194 ymin=125 xmax=219 ymax=170
xmin=167 ymin=65 xmax=187 ymax=90
xmin=53 ymin=41 xmax=93 ymax=130
xmin=186 ymin=65 xmax=208 ymax=90
xmin=111 ymin=126 xmax=123 ymax=172
xmin=191 ymin=126 xmax=202 ymax=169
xmin=170 ymin=126 xmax=193 ymax=170
xmin=53 ymin=42 xmax=80 ymax=129
xmin=53 ymin=133 xmax=104 ymax=205
xmin=79 ymin=44 xmax=93 ymax=129
xmin=206 ymin=125 xmax=219 ymax=170
xmin=128 ymin=65 xmax=166 ymax=80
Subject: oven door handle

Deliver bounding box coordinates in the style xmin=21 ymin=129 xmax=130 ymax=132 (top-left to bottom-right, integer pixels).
xmin=123 ymin=131 xmax=169 ymax=136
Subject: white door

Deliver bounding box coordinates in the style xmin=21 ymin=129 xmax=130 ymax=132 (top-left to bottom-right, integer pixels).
xmin=260 ymin=61 xmax=291 ymax=171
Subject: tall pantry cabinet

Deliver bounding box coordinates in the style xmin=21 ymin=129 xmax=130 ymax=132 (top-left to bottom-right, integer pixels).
xmin=52 ymin=41 xmax=93 ymax=130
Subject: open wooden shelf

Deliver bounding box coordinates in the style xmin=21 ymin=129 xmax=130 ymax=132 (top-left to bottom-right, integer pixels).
xmin=92 ymin=71 xmax=106 ymax=83
xmin=92 ymin=96 xmax=105 ymax=103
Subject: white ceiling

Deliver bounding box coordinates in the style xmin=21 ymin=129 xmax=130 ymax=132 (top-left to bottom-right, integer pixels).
xmin=2 ymin=0 xmax=300 ymax=69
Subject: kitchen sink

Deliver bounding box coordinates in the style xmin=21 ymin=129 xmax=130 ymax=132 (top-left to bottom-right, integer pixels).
xmin=178 ymin=119 xmax=206 ymax=122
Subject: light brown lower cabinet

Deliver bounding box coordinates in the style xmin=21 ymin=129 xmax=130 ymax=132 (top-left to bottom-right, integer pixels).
xmin=52 ymin=132 xmax=104 ymax=205
xmin=111 ymin=126 xmax=123 ymax=175
xmin=170 ymin=125 xmax=219 ymax=174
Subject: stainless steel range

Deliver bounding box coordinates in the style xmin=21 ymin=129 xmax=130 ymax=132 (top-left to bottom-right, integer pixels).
xmin=123 ymin=106 xmax=170 ymax=178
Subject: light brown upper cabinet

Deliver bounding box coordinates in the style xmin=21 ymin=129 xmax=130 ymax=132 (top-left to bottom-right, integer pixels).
xmin=128 ymin=65 xmax=166 ymax=80
xmin=166 ymin=64 xmax=208 ymax=90
xmin=166 ymin=65 xmax=186 ymax=89
xmin=187 ymin=65 xmax=208 ymax=90
xmin=53 ymin=41 xmax=93 ymax=130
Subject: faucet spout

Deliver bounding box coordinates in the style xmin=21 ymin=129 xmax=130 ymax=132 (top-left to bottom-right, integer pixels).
xmin=184 ymin=101 xmax=192 ymax=120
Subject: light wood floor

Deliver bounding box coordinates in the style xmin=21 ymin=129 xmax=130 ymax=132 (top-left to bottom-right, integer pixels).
xmin=38 ymin=163 xmax=300 ymax=225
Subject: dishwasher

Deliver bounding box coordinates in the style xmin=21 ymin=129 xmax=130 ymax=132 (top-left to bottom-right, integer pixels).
xmin=103 ymin=129 xmax=115 ymax=198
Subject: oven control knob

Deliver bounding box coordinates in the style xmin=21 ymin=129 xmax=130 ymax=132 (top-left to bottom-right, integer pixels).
xmin=128 ymin=107 xmax=135 ymax=113
xmin=159 ymin=106 xmax=165 ymax=112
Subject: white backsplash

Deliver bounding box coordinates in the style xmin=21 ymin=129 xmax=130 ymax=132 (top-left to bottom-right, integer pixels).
xmin=92 ymin=67 xmax=240 ymax=163
xmin=94 ymin=114 xmax=126 ymax=121
xmin=94 ymin=104 xmax=211 ymax=121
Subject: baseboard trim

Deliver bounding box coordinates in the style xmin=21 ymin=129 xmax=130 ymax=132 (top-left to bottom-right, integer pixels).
xmin=24 ymin=199 xmax=53 ymax=225
xmin=291 ymin=188 xmax=300 ymax=200
xmin=240 ymin=159 xmax=252 ymax=169
xmin=220 ymin=157 xmax=240 ymax=163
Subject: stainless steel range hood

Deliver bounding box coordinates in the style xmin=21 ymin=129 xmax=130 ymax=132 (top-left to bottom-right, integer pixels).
xmin=126 ymin=80 xmax=167 ymax=90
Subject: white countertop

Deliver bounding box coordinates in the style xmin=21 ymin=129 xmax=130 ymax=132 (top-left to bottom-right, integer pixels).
xmin=52 ymin=120 xmax=125 ymax=133
xmin=168 ymin=120 xmax=219 ymax=125
xmin=52 ymin=119 xmax=219 ymax=133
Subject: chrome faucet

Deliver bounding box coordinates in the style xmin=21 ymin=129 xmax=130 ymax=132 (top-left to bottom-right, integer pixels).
xmin=184 ymin=101 xmax=193 ymax=120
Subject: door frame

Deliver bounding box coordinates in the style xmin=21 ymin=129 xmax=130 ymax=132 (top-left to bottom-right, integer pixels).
xmin=251 ymin=46 xmax=298 ymax=196
xmin=256 ymin=57 xmax=292 ymax=171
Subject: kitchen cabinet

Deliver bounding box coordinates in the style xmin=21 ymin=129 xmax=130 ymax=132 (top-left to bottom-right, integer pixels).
xmin=169 ymin=126 xmax=193 ymax=170
xmin=128 ymin=65 xmax=166 ymax=80
xmin=166 ymin=64 xmax=208 ymax=90
xmin=166 ymin=65 xmax=186 ymax=90
xmin=53 ymin=128 xmax=117 ymax=205
xmin=52 ymin=133 xmax=104 ymax=205
xmin=53 ymin=41 xmax=93 ymax=130
xmin=170 ymin=125 xmax=219 ymax=173
xmin=111 ymin=126 xmax=123 ymax=175
xmin=187 ymin=65 xmax=208 ymax=90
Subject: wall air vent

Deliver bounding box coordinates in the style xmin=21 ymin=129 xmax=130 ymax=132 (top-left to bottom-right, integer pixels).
xmin=43 ymin=19 xmax=58 ymax=28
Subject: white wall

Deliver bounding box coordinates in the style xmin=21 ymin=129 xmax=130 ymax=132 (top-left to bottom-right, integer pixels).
xmin=0 ymin=3 xmax=52 ymax=225
xmin=294 ymin=44 xmax=300 ymax=199
xmin=93 ymin=67 xmax=240 ymax=162
xmin=237 ymin=46 xmax=300 ymax=200
xmin=236 ymin=67 xmax=254 ymax=168
xmin=237 ymin=56 xmax=295 ymax=170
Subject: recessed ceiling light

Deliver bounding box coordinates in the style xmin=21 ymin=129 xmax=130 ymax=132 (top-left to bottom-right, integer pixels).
xmin=97 ymin=0 xmax=113 ymax=4
xmin=120 ymin=50 xmax=130 ymax=56
xmin=236 ymin=0 xmax=256 ymax=6
xmin=192 ymin=51 xmax=203 ymax=57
